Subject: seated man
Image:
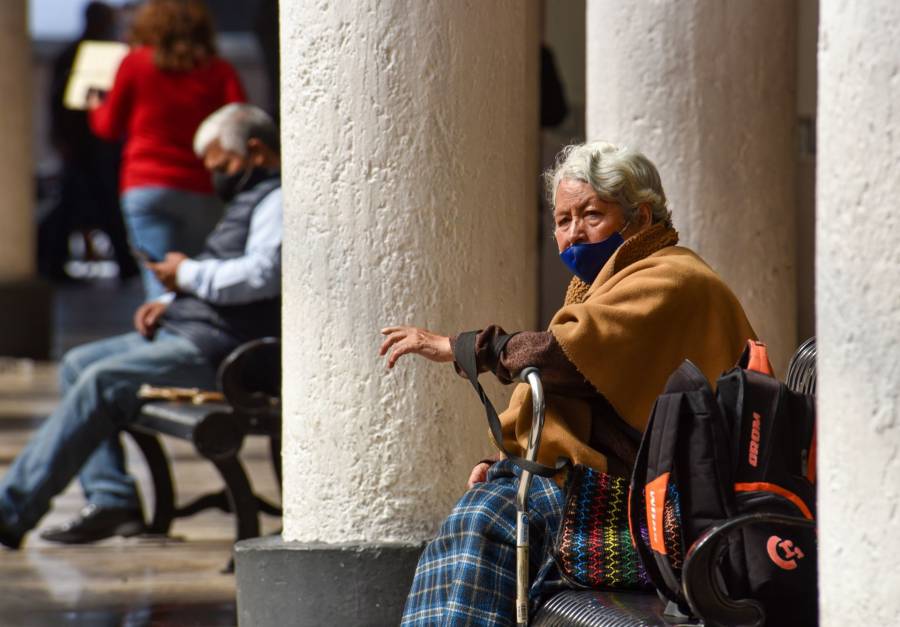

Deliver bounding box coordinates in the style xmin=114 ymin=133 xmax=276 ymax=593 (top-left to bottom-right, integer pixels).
xmin=0 ymin=103 xmax=281 ymax=548
xmin=381 ymin=141 xmax=757 ymax=625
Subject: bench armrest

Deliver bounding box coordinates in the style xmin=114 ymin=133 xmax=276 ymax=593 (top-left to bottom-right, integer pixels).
xmin=217 ymin=337 xmax=281 ymax=413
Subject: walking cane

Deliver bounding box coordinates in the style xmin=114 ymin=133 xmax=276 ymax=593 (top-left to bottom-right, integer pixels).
xmin=515 ymin=367 xmax=545 ymax=627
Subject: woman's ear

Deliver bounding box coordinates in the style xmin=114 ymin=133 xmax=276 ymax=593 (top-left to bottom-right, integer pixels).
xmin=638 ymin=203 xmax=652 ymax=227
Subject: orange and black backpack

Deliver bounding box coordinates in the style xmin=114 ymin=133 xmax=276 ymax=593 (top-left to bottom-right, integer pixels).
xmin=629 ymin=341 xmax=817 ymax=627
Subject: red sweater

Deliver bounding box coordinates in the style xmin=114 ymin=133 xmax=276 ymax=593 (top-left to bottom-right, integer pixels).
xmin=90 ymin=47 xmax=246 ymax=194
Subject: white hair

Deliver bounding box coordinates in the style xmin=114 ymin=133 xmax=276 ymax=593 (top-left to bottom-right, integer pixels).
xmin=193 ymin=103 xmax=279 ymax=157
xmin=544 ymin=141 xmax=672 ymax=227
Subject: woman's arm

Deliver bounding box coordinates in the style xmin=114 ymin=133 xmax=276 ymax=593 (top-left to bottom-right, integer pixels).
xmin=453 ymin=326 xmax=595 ymax=395
xmin=380 ymin=324 xmax=594 ymax=395
xmin=88 ymin=52 xmax=136 ymax=141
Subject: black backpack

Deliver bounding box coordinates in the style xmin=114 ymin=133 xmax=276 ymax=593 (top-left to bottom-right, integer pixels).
xmin=629 ymin=341 xmax=817 ymax=627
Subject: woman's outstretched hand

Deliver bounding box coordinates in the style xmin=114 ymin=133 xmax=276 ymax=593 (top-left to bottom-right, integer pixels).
xmin=380 ymin=326 xmax=453 ymax=369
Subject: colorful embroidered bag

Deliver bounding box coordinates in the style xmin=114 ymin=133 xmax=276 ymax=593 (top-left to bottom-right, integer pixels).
xmin=554 ymin=464 xmax=680 ymax=591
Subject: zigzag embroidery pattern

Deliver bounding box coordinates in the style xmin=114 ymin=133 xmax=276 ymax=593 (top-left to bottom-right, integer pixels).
xmin=664 ymin=483 xmax=684 ymax=571
xmin=557 ymin=466 xmax=651 ymax=590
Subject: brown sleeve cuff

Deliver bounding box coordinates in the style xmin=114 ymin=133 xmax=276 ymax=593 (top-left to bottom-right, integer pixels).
xmin=451 ymin=326 xmax=516 ymax=379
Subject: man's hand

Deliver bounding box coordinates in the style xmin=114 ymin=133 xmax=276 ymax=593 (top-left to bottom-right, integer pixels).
xmin=147 ymin=252 xmax=188 ymax=292
xmin=134 ymin=301 xmax=168 ymax=339
xmin=379 ymin=326 xmax=453 ymax=369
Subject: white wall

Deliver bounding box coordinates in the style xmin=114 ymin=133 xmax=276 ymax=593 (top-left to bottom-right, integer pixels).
xmin=817 ymin=1 xmax=900 ymax=623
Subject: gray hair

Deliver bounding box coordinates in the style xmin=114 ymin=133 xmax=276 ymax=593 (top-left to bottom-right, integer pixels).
xmin=193 ymin=103 xmax=279 ymax=157
xmin=544 ymin=141 xmax=672 ymax=228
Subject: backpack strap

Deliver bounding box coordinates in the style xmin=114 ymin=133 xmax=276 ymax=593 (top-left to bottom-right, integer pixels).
xmin=629 ymin=405 xmax=670 ymax=599
xmin=629 ymin=393 xmax=686 ymax=604
xmin=740 ymin=340 xmax=774 ymax=377
xmin=454 ymin=331 xmax=569 ymax=477
xmin=630 ymin=360 xmax=731 ymax=610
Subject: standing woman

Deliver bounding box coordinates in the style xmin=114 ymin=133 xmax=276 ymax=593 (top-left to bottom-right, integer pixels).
xmin=89 ymin=0 xmax=245 ymax=299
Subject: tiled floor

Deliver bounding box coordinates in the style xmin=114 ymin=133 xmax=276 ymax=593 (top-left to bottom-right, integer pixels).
xmin=0 ymin=279 xmax=281 ymax=626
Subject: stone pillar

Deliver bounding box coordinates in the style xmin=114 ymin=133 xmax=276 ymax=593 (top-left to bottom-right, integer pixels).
xmin=817 ymin=2 xmax=900 ymax=624
xmin=235 ymin=3 xmax=539 ymax=625
xmin=0 ymin=0 xmax=51 ymax=359
xmin=586 ymin=0 xmax=798 ymax=371
xmin=0 ymin=0 xmax=31 ymax=282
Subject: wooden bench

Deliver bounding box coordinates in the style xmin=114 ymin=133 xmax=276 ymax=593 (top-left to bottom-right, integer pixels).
xmin=528 ymin=338 xmax=818 ymax=627
xmin=125 ymin=337 xmax=282 ymax=554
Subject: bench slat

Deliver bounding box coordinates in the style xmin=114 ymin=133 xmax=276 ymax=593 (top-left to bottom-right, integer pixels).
xmin=532 ymin=590 xmax=676 ymax=627
xmin=138 ymin=402 xmax=224 ymax=439
xmin=140 ymin=402 xmax=229 ymax=427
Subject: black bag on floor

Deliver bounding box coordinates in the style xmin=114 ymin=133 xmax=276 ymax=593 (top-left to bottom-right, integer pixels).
xmin=628 ymin=341 xmax=817 ymax=627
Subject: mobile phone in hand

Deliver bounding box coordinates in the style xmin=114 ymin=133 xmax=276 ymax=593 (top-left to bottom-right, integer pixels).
xmin=131 ymin=246 xmax=160 ymax=263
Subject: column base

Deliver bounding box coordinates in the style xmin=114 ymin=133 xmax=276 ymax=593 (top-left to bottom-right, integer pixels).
xmin=0 ymin=278 xmax=52 ymax=359
xmin=234 ymin=536 xmax=424 ymax=627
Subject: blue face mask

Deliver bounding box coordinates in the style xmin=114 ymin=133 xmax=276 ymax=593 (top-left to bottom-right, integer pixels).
xmin=559 ymin=232 xmax=625 ymax=284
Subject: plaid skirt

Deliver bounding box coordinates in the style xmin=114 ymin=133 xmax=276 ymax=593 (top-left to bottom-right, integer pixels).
xmin=401 ymin=460 xmax=567 ymax=626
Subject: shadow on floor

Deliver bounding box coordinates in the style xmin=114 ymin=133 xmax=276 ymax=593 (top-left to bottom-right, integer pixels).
xmin=7 ymin=600 xmax=235 ymax=627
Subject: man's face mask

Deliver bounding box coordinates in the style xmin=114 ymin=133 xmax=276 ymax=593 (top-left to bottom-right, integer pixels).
xmin=559 ymin=230 xmax=625 ymax=284
xmin=212 ymin=166 xmax=254 ymax=203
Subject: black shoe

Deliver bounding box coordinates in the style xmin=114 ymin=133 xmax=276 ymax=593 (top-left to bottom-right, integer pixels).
xmin=39 ymin=504 xmax=144 ymax=544
xmin=0 ymin=519 xmax=22 ymax=550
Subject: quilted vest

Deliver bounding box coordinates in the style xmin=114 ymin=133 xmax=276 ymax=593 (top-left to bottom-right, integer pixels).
xmin=162 ymin=174 xmax=281 ymax=366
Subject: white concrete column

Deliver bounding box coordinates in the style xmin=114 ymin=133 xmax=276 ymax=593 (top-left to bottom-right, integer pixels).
xmin=586 ymin=0 xmax=798 ymax=371
xmin=817 ymin=2 xmax=900 ymax=624
xmin=280 ymin=2 xmax=539 ymax=546
xmin=0 ymin=1 xmax=49 ymax=360
xmin=0 ymin=0 xmax=33 ymax=281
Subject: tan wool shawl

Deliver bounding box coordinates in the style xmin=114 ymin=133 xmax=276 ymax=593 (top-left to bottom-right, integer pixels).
xmin=497 ymin=224 xmax=756 ymax=475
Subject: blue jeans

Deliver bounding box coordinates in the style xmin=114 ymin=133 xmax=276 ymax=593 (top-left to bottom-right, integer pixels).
xmin=121 ymin=186 xmax=222 ymax=300
xmin=0 ymin=331 xmax=216 ymax=539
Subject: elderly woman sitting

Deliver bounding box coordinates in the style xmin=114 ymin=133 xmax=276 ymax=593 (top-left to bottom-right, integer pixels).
xmin=381 ymin=141 xmax=756 ymax=626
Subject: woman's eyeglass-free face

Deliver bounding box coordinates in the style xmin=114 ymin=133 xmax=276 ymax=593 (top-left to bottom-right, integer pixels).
xmin=553 ymin=179 xmax=628 ymax=253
